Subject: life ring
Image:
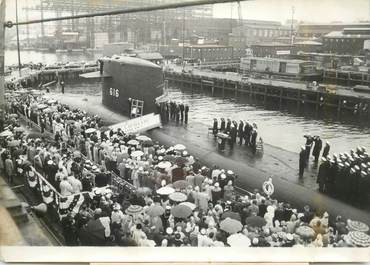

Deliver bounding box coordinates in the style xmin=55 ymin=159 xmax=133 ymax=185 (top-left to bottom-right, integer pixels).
xmin=262 ymin=177 xmax=274 ymax=196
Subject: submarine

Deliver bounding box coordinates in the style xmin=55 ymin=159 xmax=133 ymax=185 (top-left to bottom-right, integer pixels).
xmin=82 ymin=55 xmax=165 ymax=116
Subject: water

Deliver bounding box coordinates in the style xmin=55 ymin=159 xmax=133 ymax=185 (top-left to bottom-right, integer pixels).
xmin=5 ymin=49 xmax=102 ymax=66
xmin=7 ymin=50 xmax=370 ymax=154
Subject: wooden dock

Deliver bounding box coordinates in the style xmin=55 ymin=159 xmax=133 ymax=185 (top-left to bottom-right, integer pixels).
xmin=164 ymin=66 xmax=370 ymax=119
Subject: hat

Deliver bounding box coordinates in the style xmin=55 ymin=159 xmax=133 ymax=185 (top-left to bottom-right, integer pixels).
xmin=301 ymin=146 xmax=305 ymax=150
xmin=227 ymin=170 xmax=234 ymax=175
xmin=200 ymin=228 xmax=206 ymax=235
xmin=214 ymin=182 xmax=220 ymax=187
xmin=113 ymin=203 xmax=121 ymax=210
xmin=220 ymin=174 xmax=226 ymax=179
xmin=174 ymin=233 xmax=181 ymax=240
xmin=47 ymin=160 xmax=53 ymax=165
xmin=354 ymin=165 xmax=360 ymax=171
xmin=166 ymin=227 xmax=173 ymax=235
xmin=350 ymin=168 xmax=356 ymax=173
xmin=321 ymin=157 xmax=327 ymax=162
xmin=252 ymin=238 xmax=259 ymax=245
xmin=286 ymin=233 xmax=293 ymax=241
xmin=344 ymin=162 xmax=350 ymax=167
xmin=338 ymin=163 xmax=344 ymax=168
xmin=361 ymin=171 xmax=368 ymax=176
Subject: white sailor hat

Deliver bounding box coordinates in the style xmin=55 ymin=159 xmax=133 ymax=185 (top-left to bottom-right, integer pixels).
xmin=227 ymin=170 xmax=234 ymax=175
xmin=47 ymin=160 xmax=53 ymax=165
xmin=350 ymin=168 xmax=356 ymax=173
xmin=166 ymin=227 xmax=173 ymax=235
xmin=220 ymin=174 xmax=226 ymax=179
xmin=361 ymin=171 xmax=368 ymax=176
xmin=361 ymin=163 xmax=367 ymax=169
xmin=301 ymin=146 xmax=305 ymax=150
xmin=344 ymin=162 xmax=350 ymax=167
xmin=354 ymin=165 xmax=360 ymax=171
xmin=338 ymin=163 xmax=344 ymax=168
xmin=321 ymin=157 xmax=327 ymax=162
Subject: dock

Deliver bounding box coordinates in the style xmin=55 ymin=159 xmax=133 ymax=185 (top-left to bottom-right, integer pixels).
xmin=164 ymin=65 xmax=370 ymax=118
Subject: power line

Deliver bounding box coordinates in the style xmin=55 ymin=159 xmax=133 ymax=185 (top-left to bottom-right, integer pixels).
xmin=5 ymin=0 xmax=250 ymax=28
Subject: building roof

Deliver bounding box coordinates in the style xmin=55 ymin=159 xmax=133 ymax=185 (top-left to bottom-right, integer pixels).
xmin=251 ymin=42 xmax=293 ymax=47
xmin=324 ymin=31 xmax=370 ymax=38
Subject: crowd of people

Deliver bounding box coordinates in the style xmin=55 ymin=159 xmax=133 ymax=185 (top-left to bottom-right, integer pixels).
xmin=1 ymin=89 xmax=370 ymax=248
xmin=156 ymin=101 xmax=190 ymax=125
xmin=211 ymin=118 xmax=262 ymax=154
xmin=298 ymin=134 xmax=370 ymax=205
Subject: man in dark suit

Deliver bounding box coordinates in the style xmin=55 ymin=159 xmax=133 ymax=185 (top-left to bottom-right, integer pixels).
xmin=179 ymin=103 xmax=185 ymax=123
xmin=220 ymin=118 xmax=225 ymax=132
xmin=238 ymin=120 xmax=244 ymax=145
xmin=312 ymin=136 xmax=323 ymax=165
xmin=184 ymin=104 xmax=189 ymax=124
xmin=299 ymin=146 xmax=306 ymax=178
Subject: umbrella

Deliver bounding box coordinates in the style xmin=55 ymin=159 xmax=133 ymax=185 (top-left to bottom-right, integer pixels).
xmin=9 ymin=113 xmax=18 ymax=118
xmin=295 ymin=225 xmax=315 ymax=240
xmin=136 ymin=135 xmax=152 ymax=141
xmin=227 ymin=233 xmax=251 ymax=247
xmin=245 ymin=216 xmax=267 ymax=228
xmin=127 ymin=139 xmax=139 ymax=146
xmin=169 ymin=192 xmax=188 ymax=202
xmin=179 ymin=202 xmax=196 ymax=210
xmin=171 ymin=204 xmax=192 ymax=218
xmin=0 ymin=130 xmax=13 ymax=137
xmin=47 ymin=99 xmax=57 ymax=104
xmin=347 ymin=220 xmax=369 ymax=233
xmin=78 ymin=219 xmax=106 ymax=246
xmin=175 ymin=156 xmax=188 ymax=165
xmin=146 ymin=205 xmax=165 ymax=217
xmin=131 ymin=150 xmax=144 ymax=158
xmin=37 ymin=104 xmax=48 ymax=109
xmin=156 ymin=186 xmax=175 ymax=195
xmin=173 ymin=144 xmax=186 ymax=151
xmin=347 ymin=231 xmax=370 ymax=247
xmin=73 ymin=150 xmax=82 ymax=158
xmin=173 ymin=180 xmax=189 ymax=190
xmin=125 ymin=205 xmax=143 ymax=215
xmin=8 ymin=140 xmax=20 ymax=147
xmin=163 ymin=155 xmax=176 ymax=162
xmin=221 ymin=211 xmax=241 ymax=221
xmin=157 ymin=161 xmax=172 ymax=169
xmin=85 ymin=128 xmax=97 ymax=134
xmin=220 ymin=217 xmax=243 ymax=234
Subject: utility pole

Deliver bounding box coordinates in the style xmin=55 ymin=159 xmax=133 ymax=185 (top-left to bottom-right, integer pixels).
xmin=290 ymin=6 xmax=295 ymax=45
xmin=0 ymin=0 xmax=6 ymax=129
xmin=16 ymin=0 xmax=22 ymax=75
xmin=182 ymin=7 xmax=186 ymax=69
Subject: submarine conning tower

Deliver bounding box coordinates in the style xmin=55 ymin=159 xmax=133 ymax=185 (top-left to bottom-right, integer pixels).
xmin=101 ymin=55 xmax=164 ymax=116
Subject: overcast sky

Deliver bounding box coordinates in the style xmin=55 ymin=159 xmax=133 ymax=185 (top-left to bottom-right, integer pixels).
xmin=214 ymin=0 xmax=370 ymax=23
xmin=4 ymin=0 xmax=370 ymax=23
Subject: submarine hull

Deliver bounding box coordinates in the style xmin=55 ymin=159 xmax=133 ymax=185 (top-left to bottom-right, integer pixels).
xmin=102 ymin=56 xmax=164 ymax=116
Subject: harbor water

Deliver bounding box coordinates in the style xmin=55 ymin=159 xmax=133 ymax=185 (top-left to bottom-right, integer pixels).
xmin=6 ymin=50 xmax=370 ymax=154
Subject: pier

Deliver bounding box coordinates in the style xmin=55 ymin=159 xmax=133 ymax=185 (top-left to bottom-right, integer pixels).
xmin=164 ymin=65 xmax=370 ymax=118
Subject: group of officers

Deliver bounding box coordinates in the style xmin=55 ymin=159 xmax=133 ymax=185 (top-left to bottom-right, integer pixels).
xmin=156 ymin=101 xmax=189 ymax=125
xmin=316 ymin=146 xmax=370 ymax=204
xmin=211 ymin=118 xmax=258 ymax=152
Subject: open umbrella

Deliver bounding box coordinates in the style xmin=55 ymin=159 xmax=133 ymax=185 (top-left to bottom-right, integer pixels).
xmin=78 ymin=219 xmax=106 ymax=246
xmin=169 ymin=192 xmax=188 ymax=202
xmin=171 ymin=204 xmax=192 ymax=218
xmin=157 ymin=186 xmax=175 ymax=195
xmin=136 ymin=135 xmax=152 ymax=141
xmin=125 ymin=205 xmax=143 ymax=215
xmin=347 ymin=220 xmax=369 ymax=233
xmin=127 ymin=139 xmax=139 ymax=146
xmin=245 ymin=216 xmax=267 ymax=228
xmin=157 ymin=161 xmax=172 ymax=169
xmin=347 ymin=231 xmax=370 ymax=247
xmin=0 ymin=130 xmax=13 ymax=137
xmin=295 ymin=225 xmax=315 ymax=240
xmin=146 ymin=205 xmax=165 ymax=217
xmin=172 ymin=180 xmax=189 ymax=190
xmin=131 ymin=150 xmax=144 ymax=158
xmin=8 ymin=140 xmax=20 ymax=147
xmin=175 ymin=156 xmax=188 ymax=165
xmin=173 ymin=144 xmax=186 ymax=151
xmin=221 ymin=211 xmax=241 ymax=221
xmin=163 ymin=155 xmax=176 ymax=162
xmin=179 ymin=202 xmax=196 ymax=210
xmin=85 ymin=128 xmax=97 ymax=134
xmin=227 ymin=233 xmax=251 ymax=247
xmin=220 ymin=217 xmax=243 ymax=234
